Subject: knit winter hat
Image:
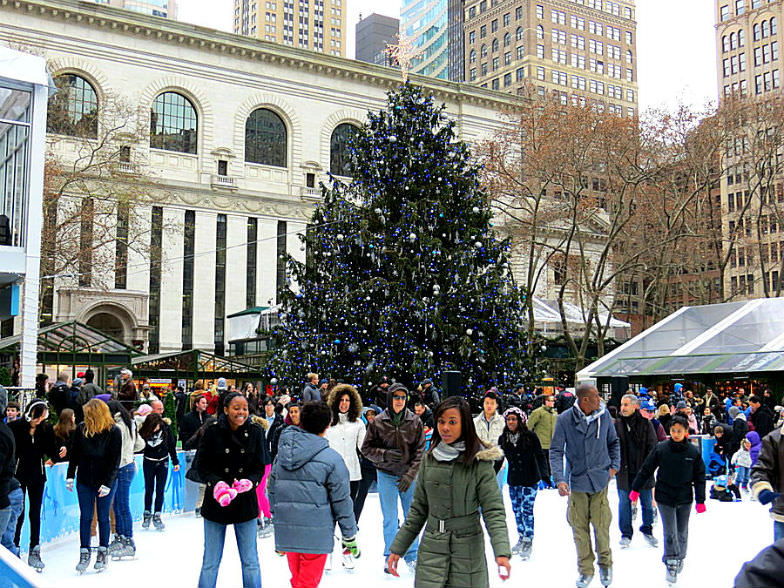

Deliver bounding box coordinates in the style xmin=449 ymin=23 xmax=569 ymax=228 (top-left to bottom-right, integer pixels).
xmin=136 ymin=404 xmax=152 ymax=416
xmin=728 ymin=406 xmax=741 ymax=419
xmin=503 ymin=406 xmax=527 ymax=424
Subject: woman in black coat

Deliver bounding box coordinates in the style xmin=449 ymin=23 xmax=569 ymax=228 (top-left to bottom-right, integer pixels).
xmin=9 ymin=400 xmax=65 ymax=571
xmin=497 ymin=406 xmax=548 ymax=559
xmin=195 ymin=392 xmax=268 ymax=588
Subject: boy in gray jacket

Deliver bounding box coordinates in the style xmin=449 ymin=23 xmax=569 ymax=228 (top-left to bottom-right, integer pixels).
xmin=550 ymin=384 xmax=621 ymax=588
xmin=268 ymin=401 xmax=360 ymax=587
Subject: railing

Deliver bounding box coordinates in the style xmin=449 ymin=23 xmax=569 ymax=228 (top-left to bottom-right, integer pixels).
xmin=117 ymin=161 xmax=135 ymax=173
xmin=5 ymin=387 xmax=36 ymax=412
xmin=0 ymin=544 xmax=41 ymax=588
xmin=211 ymin=174 xmax=237 ymax=189
xmin=300 ymin=185 xmax=321 ymax=198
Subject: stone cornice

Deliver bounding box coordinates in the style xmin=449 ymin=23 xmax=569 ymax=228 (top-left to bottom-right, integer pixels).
xmin=1 ymin=0 xmax=522 ymax=111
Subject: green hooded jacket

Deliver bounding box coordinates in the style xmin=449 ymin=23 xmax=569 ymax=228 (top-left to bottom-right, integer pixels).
xmin=389 ymin=444 xmax=511 ymax=588
xmin=528 ymin=404 xmax=558 ymax=450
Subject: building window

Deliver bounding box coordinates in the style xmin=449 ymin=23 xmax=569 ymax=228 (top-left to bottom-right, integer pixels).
xmin=537 ymin=25 xmax=544 ymax=40
xmin=480 ymin=25 xmax=486 ymax=38
xmin=330 ymin=123 xmax=358 ymax=176
xmin=736 ymin=0 xmax=745 ymax=14
xmin=245 ymin=108 xmax=287 ymax=167
xmin=504 ymin=32 xmax=511 ymax=47
xmin=517 ymin=46 xmax=525 ymax=59
xmin=739 ymin=29 xmax=746 ymax=46
xmin=491 ymin=78 xmax=500 ymax=90
xmin=78 ymin=198 xmax=93 ymax=287
xmin=469 ymin=31 xmax=476 ymax=44
xmin=503 ymin=12 xmax=510 ymax=26
xmin=276 ymin=220 xmax=287 ymax=298
xmin=247 ymin=217 xmax=257 ymax=308
xmin=536 ymin=5 xmax=543 ymax=19
xmin=504 ymin=72 xmax=512 ymax=86
xmin=504 ymin=51 xmax=511 ymax=65
xmin=182 ymin=210 xmax=195 ymax=350
xmin=516 ymin=6 xmax=522 ymax=20
xmin=481 ymin=44 xmax=488 ymax=58
xmin=754 ymin=23 xmax=761 ymax=41
xmin=492 ymin=38 xmax=499 ymax=52
xmin=115 ymin=202 xmax=129 ymax=290
xmin=214 ymin=214 xmax=227 ymax=356
xmin=516 ymin=67 xmax=525 ymax=80
xmin=492 ymin=19 xmax=498 ymax=33
xmin=493 ymin=57 xmax=499 ymax=70
xmin=470 ymin=49 xmax=477 ymax=63
xmin=47 ymin=74 xmax=99 ymax=138
xmin=720 ymin=5 xmax=729 ymax=21
xmin=150 ymin=92 xmax=197 ymax=154
xmin=516 ymin=26 xmax=524 ymax=41
xmin=148 ymin=206 xmax=163 ymax=354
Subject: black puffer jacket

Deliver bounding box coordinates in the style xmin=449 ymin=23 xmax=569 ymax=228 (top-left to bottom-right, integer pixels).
xmin=66 ymin=424 xmax=122 ymax=489
xmin=179 ymin=409 xmax=209 ymax=448
xmin=750 ymin=425 xmax=784 ymax=522
xmin=631 ymin=439 xmax=706 ymax=506
xmin=615 ymin=412 xmax=657 ymax=491
xmin=8 ymin=419 xmax=58 ymax=484
xmin=195 ymin=415 xmax=268 ymax=525
xmin=0 ymin=421 xmax=15 ymax=509
xmin=498 ymin=429 xmax=548 ymax=487
xmin=734 ymin=538 xmax=784 ymax=588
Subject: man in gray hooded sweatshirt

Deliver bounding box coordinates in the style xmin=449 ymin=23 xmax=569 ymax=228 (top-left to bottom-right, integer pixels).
xmin=550 ymin=384 xmax=621 ymax=588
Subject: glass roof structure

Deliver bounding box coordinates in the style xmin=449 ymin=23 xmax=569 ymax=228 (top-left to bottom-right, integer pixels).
xmin=132 ymin=349 xmax=263 ymax=380
xmin=577 ymin=298 xmax=784 ymax=379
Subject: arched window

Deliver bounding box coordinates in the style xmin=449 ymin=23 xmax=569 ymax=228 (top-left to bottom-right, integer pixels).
xmin=762 ymin=19 xmax=770 ymax=38
xmin=492 ymin=38 xmax=499 ymax=52
xmin=516 ymin=26 xmax=524 ymax=41
xmin=754 ymin=22 xmax=762 ymax=40
xmin=330 ymin=123 xmax=358 ymax=177
xmin=772 ymin=17 xmax=777 ymax=35
xmin=150 ymin=92 xmax=197 ymax=154
xmin=245 ymin=108 xmax=287 ymax=167
xmin=503 ymin=32 xmax=511 ymax=46
xmin=481 ymin=44 xmax=488 ymax=58
xmin=722 ymin=35 xmax=729 ymax=52
xmin=739 ymin=29 xmax=746 ymax=46
xmin=47 ymin=74 xmax=98 ymax=138
xmin=626 ymin=50 xmax=633 ymax=64
xmin=470 ymin=49 xmax=477 ymax=63
xmin=537 ymin=25 xmax=544 ymax=39
xmin=730 ymin=32 xmax=737 ymax=50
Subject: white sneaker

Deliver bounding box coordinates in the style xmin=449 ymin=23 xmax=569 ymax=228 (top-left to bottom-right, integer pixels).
xmin=342 ymin=549 xmax=355 ymax=570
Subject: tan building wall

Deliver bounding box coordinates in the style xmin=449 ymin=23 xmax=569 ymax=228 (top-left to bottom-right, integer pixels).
xmin=233 ymin=0 xmax=346 ymax=56
xmin=464 ymin=0 xmax=638 ymax=115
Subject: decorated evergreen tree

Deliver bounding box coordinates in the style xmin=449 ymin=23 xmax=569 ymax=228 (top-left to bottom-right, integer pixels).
xmin=267 ymin=83 xmax=527 ymax=394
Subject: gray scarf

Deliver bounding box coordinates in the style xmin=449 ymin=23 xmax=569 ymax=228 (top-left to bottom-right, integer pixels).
xmin=433 ymin=440 xmax=466 ymax=462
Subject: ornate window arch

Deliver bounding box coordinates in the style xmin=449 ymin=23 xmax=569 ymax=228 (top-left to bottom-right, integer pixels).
xmin=330 ymin=123 xmax=359 ymax=177
xmin=492 ymin=38 xmax=499 ymax=52
xmin=504 ymin=32 xmax=511 ymax=46
xmin=516 ymin=26 xmax=524 ymax=41
xmin=150 ymin=91 xmax=198 ymax=154
xmin=47 ymin=74 xmax=99 ymax=138
xmin=245 ymin=108 xmax=288 ymax=167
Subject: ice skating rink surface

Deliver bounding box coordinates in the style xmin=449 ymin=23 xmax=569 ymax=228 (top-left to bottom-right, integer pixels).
xmin=33 ymin=480 xmax=774 ymax=588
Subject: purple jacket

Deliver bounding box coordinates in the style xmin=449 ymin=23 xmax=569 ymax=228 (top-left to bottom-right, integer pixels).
xmin=746 ymin=431 xmax=762 ymax=465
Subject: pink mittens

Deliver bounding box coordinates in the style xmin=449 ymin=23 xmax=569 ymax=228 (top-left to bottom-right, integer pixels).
xmin=695 ymin=503 xmax=706 ymax=514
xmin=213 ymin=481 xmax=238 ymax=507
xmin=628 ymin=490 xmax=640 ymax=503
xmin=233 ymin=479 xmax=253 ymax=493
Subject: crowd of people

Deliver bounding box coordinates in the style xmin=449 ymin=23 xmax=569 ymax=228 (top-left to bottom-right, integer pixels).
xmin=0 ymin=372 xmax=783 ymax=588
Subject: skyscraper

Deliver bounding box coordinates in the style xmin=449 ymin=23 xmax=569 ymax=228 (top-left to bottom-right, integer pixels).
xmin=401 ymin=0 xmax=465 ymax=81
xmin=234 ymin=0 xmax=346 ymax=57
xmin=93 ymin=0 xmax=177 ymax=19
xmin=464 ymin=0 xmax=637 ymax=117
xmin=356 ymin=13 xmax=400 ymax=66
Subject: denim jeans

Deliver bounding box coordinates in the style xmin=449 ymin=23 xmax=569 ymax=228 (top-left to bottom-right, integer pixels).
xmin=618 ymin=487 xmax=654 ymax=538
xmin=77 ymin=482 xmax=116 ymax=548
xmin=113 ymin=463 xmax=136 ymax=537
xmin=1 ymin=488 xmax=23 ymax=555
xmin=496 ymin=464 xmax=507 ymax=491
xmin=198 ymin=518 xmax=261 ymax=588
xmin=735 ymin=466 xmax=750 ymax=487
xmin=376 ymin=469 xmax=418 ymax=562
xmin=775 ymin=520 xmax=784 ymax=542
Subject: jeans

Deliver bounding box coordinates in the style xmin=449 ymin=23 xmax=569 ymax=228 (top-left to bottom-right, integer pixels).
xmin=1 ymin=488 xmax=24 ymax=555
xmin=113 ymin=463 xmax=136 ymax=537
xmin=618 ymin=487 xmax=654 ymax=538
xmin=353 ymin=466 xmax=376 ymax=524
xmin=14 ymin=480 xmax=44 ymax=549
xmin=774 ymin=520 xmax=784 ymax=542
xmin=377 ymin=469 xmax=418 ymax=562
xmin=77 ymin=481 xmax=116 ymax=548
xmin=735 ymin=466 xmax=750 ymax=487
xmin=509 ymin=485 xmax=537 ymax=540
xmin=658 ymin=503 xmax=691 ymax=563
xmin=143 ymin=458 xmax=168 ymax=513
xmin=198 ymin=518 xmax=261 ymax=588
xmin=496 ymin=464 xmax=507 ymax=490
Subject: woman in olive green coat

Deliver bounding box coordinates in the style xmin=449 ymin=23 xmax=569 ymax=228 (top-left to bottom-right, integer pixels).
xmin=388 ymin=396 xmax=512 ymax=588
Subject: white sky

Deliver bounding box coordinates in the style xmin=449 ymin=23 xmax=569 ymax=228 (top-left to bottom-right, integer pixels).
xmin=177 ymin=0 xmax=718 ymax=113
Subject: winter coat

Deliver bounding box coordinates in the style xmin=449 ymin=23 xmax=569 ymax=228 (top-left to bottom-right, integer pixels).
xmin=713 ymin=424 xmax=736 ymax=458
xmin=527 ymin=404 xmax=558 ymax=450
xmin=361 ymin=408 xmax=425 ymax=483
xmin=702 ymin=414 xmax=719 ymax=436
xmin=734 ymin=538 xmax=784 ymax=588
xmin=420 ymin=384 xmax=440 ymax=408
xmin=195 ymin=415 xmax=268 ymax=525
xmin=416 ymin=407 xmax=434 ymax=429
xmin=268 ymin=426 xmax=357 ymax=553
xmin=751 ymin=424 xmax=784 ymax=522
xmin=325 ymin=413 xmax=366 ymax=482
xmin=0 ymin=421 xmax=15 ymax=509
xmin=179 ymin=409 xmax=209 ymax=448
xmin=142 ymin=421 xmax=179 ymax=465
xmin=66 ymin=424 xmax=122 ymax=490
xmin=650 ymin=418 xmax=667 ymax=442
xmin=615 ymin=412 xmax=658 ymax=491
xmin=118 ymin=380 xmax=137 ymax=411
xmin=751 ymin=405 xmax=776 ymax=439
xmin=747 ymin=431 xmax=762 ymax=466
xmin=266 ymin=413 xmax=286 ymax=457
xmin=550 ymin=403 xmax=621 ymax=493
xmin=301 ymin=383 xmax=320 ymax=402
xmin=115 ymin=417 xmax=144 ymax=468
xmin=48 ymin=382 xmax=74 ymax=417
xmin=8 ymin=419 xmax=58 ymax=485
xmin=732 ymin=446 xmax=752 ymax=469
xmin=498 ymin=429 xmax=548 ymax=487
xmin=389 ymin=445 xmax=511 ymax=588
xmin=733 ymin=414 xmax=749 ymax=445
xmin=631 ymin=439 xmax=706 ymax=507
xmin=473 ymin=412 xmax=505 ymax=460
xmin=556 ymin=391 xmax=576 ymax=414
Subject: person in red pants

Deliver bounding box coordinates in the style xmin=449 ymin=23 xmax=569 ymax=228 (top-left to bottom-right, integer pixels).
xmin=268 ymin=401 xmax=359 ymax=588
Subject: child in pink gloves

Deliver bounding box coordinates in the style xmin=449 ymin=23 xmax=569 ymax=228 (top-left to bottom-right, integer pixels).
xmin=630 ymin=415 xmax=706 ymax=585
xmin=195 ymin=392 xmax=270 ymax=588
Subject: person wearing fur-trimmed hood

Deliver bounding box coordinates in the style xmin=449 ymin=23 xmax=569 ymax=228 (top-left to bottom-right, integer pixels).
xmin=387 ymin=396 xmax=511 ymax=587
xmin=325 ymin=384 xmax=366 ymax=522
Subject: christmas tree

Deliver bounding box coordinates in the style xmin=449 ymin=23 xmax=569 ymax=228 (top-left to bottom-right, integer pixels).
xmin=267 ymin=83 xmax=527 ymax=395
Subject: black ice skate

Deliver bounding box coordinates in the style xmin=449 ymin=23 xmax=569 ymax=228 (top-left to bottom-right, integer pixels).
xmin=94 ymin=546 xmax=108 ymax=572
xmin=27 ymin=545 xmax=44 ymax=572
xmin=76 ymin=548 xmax=91 ymax=574
xmin=142 ymin=511 xmax=152 ymax=529
xmin=152 ymin=512 xmax=165 ymax=531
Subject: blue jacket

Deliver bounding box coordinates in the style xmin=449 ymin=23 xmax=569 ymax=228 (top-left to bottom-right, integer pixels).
xmin=268 ymin=426 xmax=357 ymax=554
xmin=550 ymin=402 xmax=621 ymax=493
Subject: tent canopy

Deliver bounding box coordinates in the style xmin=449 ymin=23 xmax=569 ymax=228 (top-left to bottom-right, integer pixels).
xmin=577 ymin=298 xmax=784 ymax=379
xmin=532 ymin=298 xmax=630 ymax=330
xmin=132 ymin=349 xmax=263 ymax=380
xmin=0 ymin=321 xmax=141 ymax=367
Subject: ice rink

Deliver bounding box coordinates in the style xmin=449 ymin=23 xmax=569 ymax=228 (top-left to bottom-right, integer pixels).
xmin=29 ymin=480 xmax=775 ymax=588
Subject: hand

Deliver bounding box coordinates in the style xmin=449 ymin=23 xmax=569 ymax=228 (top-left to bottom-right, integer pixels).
xmin=695 ymin=503 xmax=706 ymax=514
xmin=386 ymin=449 xmax=403 ymax=463
xmin=397 ymin=476 xmax=412 ymax=493
xmin=496 ymin=556 xmax=511 ymax=581
xmin=58 ymin=446 xmax=67 ymax=458
xmin=233 ymin=478 xmax=254 ymax=493
xmin=557 ymin=482 xmax=570 ymax=496
xmin=759 ymin=489 xmax=781 ymax=505
xmin=66 ymin=478 xmax=74 ymax=492
xmin=213 ymin=481 xmax=238 ymax=507
xmin=98 ymin=485 xmax=111 ymax=498
xmin=45 ymin=459 xmax=54 ymax=467
xmin=173 ymin=464 xmax=180 ymax=472
xmin=342 ymin=536 xmax=361 ymax=558
xmin=386 ymin=553 xmax=401 ymax=577
xmin=610 ymin=468 xmax=618 ymax=478
xmin=629 ymin=490 xmax=640 ymax=503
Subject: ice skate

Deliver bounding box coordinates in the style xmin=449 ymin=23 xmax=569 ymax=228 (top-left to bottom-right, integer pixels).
xmin=576 ymin=572 xmax=593 ymax=588
xmin=324 ymin=552 xmax=332 ymax=571
xmin=511 ymin=539 xmax=523 ymax=554
xmin=94 ymin=546 xmax=108 ymax=572
xmin=342 ymin=548 xmax=355 ymax=570
xmin=519 ymin=539 xmax=532 ymax=561
xmin=599 ymin=565 xmax=612 ymax=587
xmin=194 ymin=507 xmax=201 ymax=518
xmin=141 ymin=511 xmax=152 ymax=529
xmin=112 ymin=536 xmax=136 ymax=560
xmin=75 ymin=548 xmax=91 ymax=574
xmin=643 ymin=533 xmax=658 ymax=548
xmin=665 ymin=560 xmax=679 ymax=585
xmin=631 ymin=503 xmax=638 ymax=521
xmin=619 ymin=537 xmax=631 ymax=549
xmin=257 ymin=516 xmax=273 ymax=538
xmin=152 ymin=512 xmax=165 ymax=531
xmin=27 ymin=545 xmax=44 ymax=572
xmin=107 ymin=535 xmax=123 ymax=556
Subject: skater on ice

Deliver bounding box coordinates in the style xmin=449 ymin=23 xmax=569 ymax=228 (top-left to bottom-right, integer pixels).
xmin=138 ymin=411 xmax=180 ymax=531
